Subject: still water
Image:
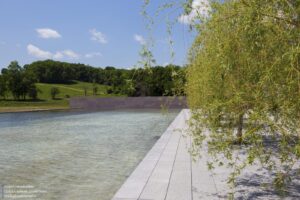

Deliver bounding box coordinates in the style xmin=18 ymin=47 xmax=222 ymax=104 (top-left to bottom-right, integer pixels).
xmin=0 ymin=109 xmax=178 ymax=200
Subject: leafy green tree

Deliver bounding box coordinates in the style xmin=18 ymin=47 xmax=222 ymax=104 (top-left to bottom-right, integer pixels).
xmin=171 ymin=66 xmax=186 ymax=96
xmin=132 ymin=68 xmax=152 ymax=96
xmin=138 ymin=45 xmax=156 ymax=69
xmin=20 ymin=71 xmax=37 ymax=100
xmin=0 ymin=75 xmax=7 ymax=99
xmin=50 ymin=87 xmax=60 ymax=99
xmin=2 ymin=61 xmax=38 ymax=100
xmin=92 ymin=85 xmax=98 ymax=96
xmin=28 ymin=86 xmax=40 ymax=100
xmin=107 ymin=88 xmax=113 ymax=94
xmin=186 ymin=0 xmax=300 ymax=195
xmin=5 ymin=61 xmax=23 ymax=100
xmin=121 ymin=79 xmax=136 ymax=96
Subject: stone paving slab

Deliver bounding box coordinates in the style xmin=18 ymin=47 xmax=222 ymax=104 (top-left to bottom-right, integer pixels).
xmin=165 ymin=135 xmax=192 ymax=200
xmin=112 ymin=110 xmax=188 ymax=200
xmin=112 ymin=110 xmax=196 ymax=200
xmin=112 ymin=109 xmax=300 ymax=200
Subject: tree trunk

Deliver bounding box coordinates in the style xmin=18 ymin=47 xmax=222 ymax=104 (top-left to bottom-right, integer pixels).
xmin=236 ymin=113 xmax=244 ymax=144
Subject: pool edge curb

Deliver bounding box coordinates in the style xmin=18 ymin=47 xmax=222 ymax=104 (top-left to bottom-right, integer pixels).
xmin=111 ymin=109 xmax=189 ymax=200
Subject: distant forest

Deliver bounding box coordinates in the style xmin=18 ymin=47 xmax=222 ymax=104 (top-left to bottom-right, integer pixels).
xmin=0 ymin=60 xmax=186 ymax=100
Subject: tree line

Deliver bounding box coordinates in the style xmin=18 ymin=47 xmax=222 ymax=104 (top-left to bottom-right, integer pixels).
xmin=0 ymin=60 xmax=186 ymax=100
xmin=0 ymin=61 xmax=38 ymax=100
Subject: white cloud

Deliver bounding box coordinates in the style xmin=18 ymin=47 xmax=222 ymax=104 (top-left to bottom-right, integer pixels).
xmin=27 ymin=44 xmax=53 ymax=59
xmin=36 ymin=28 xmax=61 ymax=39
xmin=62 ymin=50 xmax=80 ymax=59
xmin=53 ymin=52 xmax=64 ymax=59
xmin=85 ymin=52 xmax=102 ymax=58
xmin=90 ymin=29 xmax=107 ymax=44
xmin=134 ymin=34 xmax=146 ymax=45
xmin=27 ymin=44 xmax=80 ymax=60
xmin=178 ymin=0 xmax=210 ymax=24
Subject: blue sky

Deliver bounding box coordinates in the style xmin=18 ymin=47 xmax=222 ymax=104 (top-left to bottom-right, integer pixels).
xmin=0 ymin=0 xmax=198 ymax=69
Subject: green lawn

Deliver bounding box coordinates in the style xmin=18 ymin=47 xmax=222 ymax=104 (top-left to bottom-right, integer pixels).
xmin=36 ymin=81 xmax=110 ymax=99
xmin=0 ymin=81 xmax=117 ymax=112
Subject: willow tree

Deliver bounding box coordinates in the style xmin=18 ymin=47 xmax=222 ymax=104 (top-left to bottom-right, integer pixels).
xmin=187 ymin=0 xmax=300 ymax=195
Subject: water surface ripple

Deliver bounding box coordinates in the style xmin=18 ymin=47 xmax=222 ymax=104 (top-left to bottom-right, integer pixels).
xmin=0 ymin=109 xmax=178 ymax=200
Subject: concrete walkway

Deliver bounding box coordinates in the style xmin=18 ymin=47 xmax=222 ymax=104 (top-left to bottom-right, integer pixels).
xmin=112 ymin=109 xmax=221 ymax=200
xmin=112 ymin=109 xmax=300 ymax=200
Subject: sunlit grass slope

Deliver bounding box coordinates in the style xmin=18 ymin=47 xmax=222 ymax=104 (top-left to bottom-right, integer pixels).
xmin=0 ymin=81 xmax=113 ymax=112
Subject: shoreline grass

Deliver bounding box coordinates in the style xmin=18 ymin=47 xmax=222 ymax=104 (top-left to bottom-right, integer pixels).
xmin=0 ymin=81 xmax=115 ymax=113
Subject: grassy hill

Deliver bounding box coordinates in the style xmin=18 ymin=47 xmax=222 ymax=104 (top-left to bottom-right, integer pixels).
xmin=0 ymin=81 xmax=119 ymax=112
xmin=36 ymin=81 xmax=110 ymax=99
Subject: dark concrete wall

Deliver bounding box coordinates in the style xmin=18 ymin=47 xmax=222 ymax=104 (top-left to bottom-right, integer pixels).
xmin=70 ymin=97 xmax=187 ymax=110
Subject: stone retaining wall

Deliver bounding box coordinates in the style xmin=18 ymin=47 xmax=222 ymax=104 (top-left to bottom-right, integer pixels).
xmin=70 ymin=97 xmax=187 ymax=110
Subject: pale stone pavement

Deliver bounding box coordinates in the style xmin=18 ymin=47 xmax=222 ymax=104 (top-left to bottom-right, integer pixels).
xmin=112 ymin=109 xmax=300 ymax=200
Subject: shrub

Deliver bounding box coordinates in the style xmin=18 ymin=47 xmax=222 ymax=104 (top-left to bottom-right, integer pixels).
xmin=50 ymin=87 xmax=60 ymax=99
